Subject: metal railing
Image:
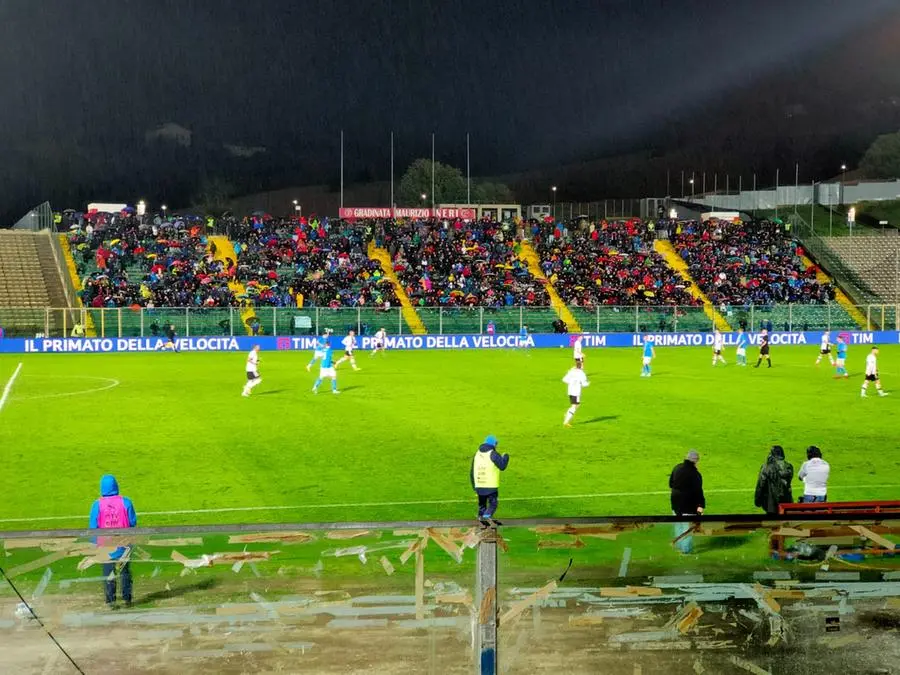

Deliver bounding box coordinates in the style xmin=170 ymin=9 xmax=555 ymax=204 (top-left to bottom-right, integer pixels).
xmin=0 ymin=303 xmax=897 ymax=339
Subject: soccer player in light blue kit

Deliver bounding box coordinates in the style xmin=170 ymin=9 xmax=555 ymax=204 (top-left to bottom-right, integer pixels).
xmin=306 ymin=330 xmax=331 ymax=372
xmin=312 ymin=347 xmax=340 ymax=394
xmin=735 ymin=327 xmax=749 ymax=366
xmin=640 ymin=336 xmax=655 ymax=377
xmin=835 ymin=335 xmax=849 ymax=378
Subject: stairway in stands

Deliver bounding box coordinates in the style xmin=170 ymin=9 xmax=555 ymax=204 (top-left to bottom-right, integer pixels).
xmin=516 ymin=240 xmax=582 ymax=332
xmin=0 ymin=231 xmax=72 ymax=337
xmin=367 ymin=241 xmax=426 ymax=334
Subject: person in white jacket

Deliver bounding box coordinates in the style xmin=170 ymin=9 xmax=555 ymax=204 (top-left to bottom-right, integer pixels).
xmin=562 ymin=362 xmax=589 ymax=427
xmin=798 ymin=445 xmax=830 ymax=503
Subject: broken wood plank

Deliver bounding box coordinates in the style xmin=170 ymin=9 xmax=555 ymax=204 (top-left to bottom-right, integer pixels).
xmin=765 ymin=590 xmax=805 ymax=600
xmin=664 ymin=601 xmax=703 ymax=634
xmin=753 ymin=584 xmax=781 ymax=613
xmin=728 ymin=655 xmax=771 ymax=675
xmin=569 ymin=614 xmax=605 ymax=626
xmin=772 ymin=527 xmax=811 ymax=537
xmin=228 ymin=532 xmax=314 ymax=545
xmin=399 ymin=534 xmax=428 ymax=565
xmin=325 ymin=530 xmax=372 ymax=540
xmin=425 ymin=528 xmax=463 ymax=562
xmin=436 ymin=592 xmax=472 ymax=605
xmin=599 ymin=586 xmax=663 ymax=598
xmin=500 ymin=580 xmax=558 ymax=626
xmin=379 ymin=556 xmax=395 ymax=576
xmin=7 ymin=551 xmax=70 ymax=578
xmin=2 ymin=538 xmax=77 ymax=551
xmin=415 ymin=549 xmax=425 ymax=620
xmin=849 ymin=525 xmax=897 ymax=551
xmin=537 ymin=537 xmax=585 ymax=549
xmin=479 ymin=586 xmax=496 ymax=624
xmin=144 ymin=538 xmax=204 ymax=547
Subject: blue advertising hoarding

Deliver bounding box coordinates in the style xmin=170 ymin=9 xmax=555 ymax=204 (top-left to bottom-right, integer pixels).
xmin=0 ymin=330 xmax=896 ymax=354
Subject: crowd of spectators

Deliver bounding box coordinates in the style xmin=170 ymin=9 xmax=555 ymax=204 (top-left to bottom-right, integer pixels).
xmin=380 ymin=217 xmax=548 ymax=307
xmin=670 ymin=219 xmax=834 ymax=306
xmin=227 ymin=215 xmax=396 ymax=308
xmin=532 ymin=218 xmax=698 ymax=307
xmin=67 ymin=212 xmax=237 ymax=308
xmin=62 ymin=206 xmax=831 ymax=315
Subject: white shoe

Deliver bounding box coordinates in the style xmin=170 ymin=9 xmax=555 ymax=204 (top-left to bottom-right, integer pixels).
xmin=312 ymin=387 xmax=318 ymax=394
xmin=353 ymin=367 xmax=360 ymax=371
xmin=306 ymin=364 xmax=311 ymax=372
xmin=861 ymin=393 xmax=867 ymax=398
xmin=241 ymin=392 xmax=250 ymax=397
xmin=879 ymin=392 xmax=889 ymax=397
xmin=332 ymin=390 xmax=341 ymax=395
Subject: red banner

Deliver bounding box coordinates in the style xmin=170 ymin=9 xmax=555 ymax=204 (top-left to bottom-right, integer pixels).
xmin=338 ymin=207 xmax=476 ymax=220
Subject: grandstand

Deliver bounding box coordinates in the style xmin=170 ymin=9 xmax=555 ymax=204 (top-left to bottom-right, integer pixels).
xmin=0 ymin=229 xmax=74 ymax=337
xmin=0 ymin=204 xmax=890 ymax=335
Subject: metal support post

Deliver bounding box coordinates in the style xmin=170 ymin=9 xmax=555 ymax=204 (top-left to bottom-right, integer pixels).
xmin=475 ymin=528 xmax=498 ymax=674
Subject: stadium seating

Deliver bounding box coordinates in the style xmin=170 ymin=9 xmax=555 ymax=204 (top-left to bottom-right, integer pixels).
xmin=380 ymin=218 xmax=548 ymax=309
xmin=529 ymin=218 xmax=708 ymax=331
xmin=670 ymin=219 xmax=834 ymax=307
xmin=822 ymin=234 xmax=900 ymax=303
xmin=0 ymin=230 xmax=71 ymax=336
xmin=227 ymin=216 xmax=397 ymax=310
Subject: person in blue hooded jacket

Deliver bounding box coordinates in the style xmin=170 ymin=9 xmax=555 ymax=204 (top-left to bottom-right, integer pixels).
xmin=89 ymin=475 xmax=137 ymax=608
xmin=470 ymin=435 xmax=509 ymax=521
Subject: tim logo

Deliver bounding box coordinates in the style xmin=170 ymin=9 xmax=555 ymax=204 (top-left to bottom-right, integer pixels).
xmin=276 ymin=338 xmax=292 ymax=350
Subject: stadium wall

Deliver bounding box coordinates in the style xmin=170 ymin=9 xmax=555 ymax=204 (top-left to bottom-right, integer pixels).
xmin=1 ymin=331 xmax=897 ymax=354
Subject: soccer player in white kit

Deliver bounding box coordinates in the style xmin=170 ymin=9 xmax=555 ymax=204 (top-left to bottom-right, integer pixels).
xmin=815 ymin=331 xmax=835 ymax=366
xmin=712 ymin=330 xmax=726 ymax=366
xmin=371 ymin=328 xmax=387 ymax=356
xmin=562 ymin=362 xmax=590 ymax=427
xmin=336 ymin=330 xmax=361 ymax=371
xmin=861 ymin=346 xmax=889 ymax=397
xmin=573 ymin=334 xmax=585 ymax=366
xmin=241 ymin=345 xmax=262 ymax=397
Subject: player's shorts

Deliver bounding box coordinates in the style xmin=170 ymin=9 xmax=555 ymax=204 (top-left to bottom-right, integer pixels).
xmin=344 ymin=350 xmax=353 ymax=356
xmin=736 ymin=347 xmax=746 ymax=356
xmin=866 ymin=373 xmax=878 ymax=382
xmin=642 ymin=356 xmax=652 ymax=365
xmin=320 ymin=367 xmax=336 ymax=378
xmin=836 ymin=358 xmax=845 ymax=366
xmin=313 ymin=349 xmax=325 ymax=360
xmin=574 ymin=356 xmax=583 ymax=365
xmin=374 ymin=341 xmax=384 ymax=349
xmin=714 ymin=349 xmax=722 ymax=355
xmin=569 ymin=394 xmax=580 ymax=405
xmin=760 ymin=346 xmax=770 ymax=355
xmin=246 ymin=371 xmax=259 ymax=381
xmin=821 ymin=348 xmax=831 ymax=354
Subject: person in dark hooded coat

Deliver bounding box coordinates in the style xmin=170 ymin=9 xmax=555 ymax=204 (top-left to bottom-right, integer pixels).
xmin=754 ymin=445 xmax=794 ymax=514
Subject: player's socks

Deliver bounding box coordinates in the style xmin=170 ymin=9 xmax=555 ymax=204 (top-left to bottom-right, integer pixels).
xmin=312 ymin=378 xmax=321 ymax=393
xmin=563 ymin=406 xmax=576 ymax=426
xmin=331 ymin=380 xmax=338 ymax=393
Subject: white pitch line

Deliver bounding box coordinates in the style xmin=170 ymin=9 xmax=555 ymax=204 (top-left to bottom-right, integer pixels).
xmin=0 ymin=484 xmax=898 ymax=524
xmin=0 ymin=362 xmax=23 ymax=413
xmin=12 ymin=376 xmax=120 ymax=401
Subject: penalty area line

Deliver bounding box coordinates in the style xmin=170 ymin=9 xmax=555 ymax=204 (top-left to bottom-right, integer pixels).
xmin=1 ymin=484 xmax=899 ymax=524
xmin=0 ymin=362 xmax=23 ymax=413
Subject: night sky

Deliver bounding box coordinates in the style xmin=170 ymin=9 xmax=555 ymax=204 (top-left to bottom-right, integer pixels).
xmin=1 ymin=0 xmax=900 ymax=219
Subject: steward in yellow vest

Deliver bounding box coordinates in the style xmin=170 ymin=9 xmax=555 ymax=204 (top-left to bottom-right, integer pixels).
xmin=470 ymin=435 xmax=509 ymax=522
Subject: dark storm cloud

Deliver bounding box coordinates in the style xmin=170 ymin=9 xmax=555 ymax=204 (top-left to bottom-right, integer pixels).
xmin=0 ymin=0 xmax=899 ymax=217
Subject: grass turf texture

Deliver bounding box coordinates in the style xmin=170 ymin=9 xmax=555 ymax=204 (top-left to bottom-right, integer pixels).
xmin=0 ymin=345 xmax=898 ymax=530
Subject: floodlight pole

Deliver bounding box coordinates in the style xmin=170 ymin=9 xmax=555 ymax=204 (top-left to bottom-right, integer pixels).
xmin=475 ymin=529 xmax=498 ymax=674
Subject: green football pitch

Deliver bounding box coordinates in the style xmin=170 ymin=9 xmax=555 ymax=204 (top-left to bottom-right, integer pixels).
xmin=0 ymin=344 xmax=897 ymax=530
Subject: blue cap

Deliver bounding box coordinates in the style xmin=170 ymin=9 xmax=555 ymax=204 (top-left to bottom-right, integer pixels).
xmin=484 ymin=435 xmax=498 ymax=447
